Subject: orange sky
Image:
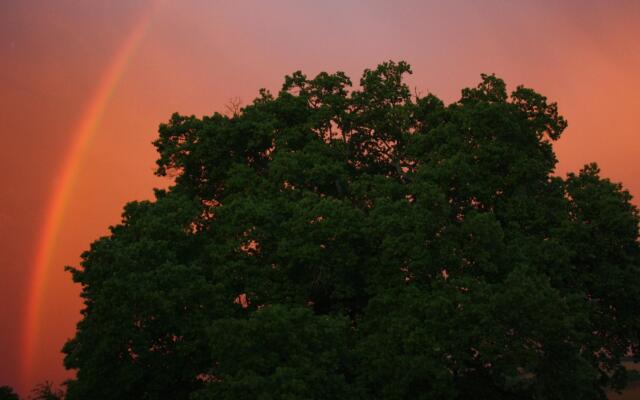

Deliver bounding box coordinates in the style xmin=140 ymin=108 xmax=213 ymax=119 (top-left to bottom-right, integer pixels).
xmin=1 ymin=1 xmax=639 ymax=396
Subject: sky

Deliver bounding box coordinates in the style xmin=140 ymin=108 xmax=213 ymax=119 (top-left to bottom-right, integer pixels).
xmin=1 ymin=0 xmax=639 ymax=396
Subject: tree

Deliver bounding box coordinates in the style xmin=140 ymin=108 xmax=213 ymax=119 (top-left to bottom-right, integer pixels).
xmin=28 ymin=382 xmax=63 ymax=400
xmin=0 ymin=386 xmax=19 ymax=400
xmin=63 ymin=61 xmax=640 ymax=400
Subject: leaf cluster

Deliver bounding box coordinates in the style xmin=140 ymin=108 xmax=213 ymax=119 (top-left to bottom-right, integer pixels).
xmin=63 ymin=62 xmax=639 ymax=400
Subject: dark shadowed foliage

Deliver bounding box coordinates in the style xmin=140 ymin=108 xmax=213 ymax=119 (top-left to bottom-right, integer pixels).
xmin=62 ymin=62 xmax=640 ymax=400
xmin=0 ymin=386 xmax=19 ymax=400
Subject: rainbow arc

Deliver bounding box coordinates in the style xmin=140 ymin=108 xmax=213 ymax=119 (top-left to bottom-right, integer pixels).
xmin=22 ymin=8 xmax=156 ymax=387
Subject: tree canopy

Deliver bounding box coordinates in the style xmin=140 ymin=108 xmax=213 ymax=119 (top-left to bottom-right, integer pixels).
xmin=63 ymin=61 xmax=640 ymax=400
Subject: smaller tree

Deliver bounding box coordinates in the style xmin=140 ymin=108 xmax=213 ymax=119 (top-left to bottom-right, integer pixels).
xmin=28 ymin=382 xmax=63 ymax=400
xmin=0 ymin=386 xmax=19 ymax=400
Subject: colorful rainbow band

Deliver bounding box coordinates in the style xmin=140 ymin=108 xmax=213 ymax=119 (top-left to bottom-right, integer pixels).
xmin=22 ymin=9 xmax=155 ymax=388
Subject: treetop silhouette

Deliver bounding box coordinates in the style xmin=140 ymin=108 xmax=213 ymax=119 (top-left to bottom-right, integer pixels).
xmin=63 ymin=61 xmax=639 ymax=400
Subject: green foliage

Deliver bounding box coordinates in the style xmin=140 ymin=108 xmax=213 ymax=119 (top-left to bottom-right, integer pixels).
xmin=63 ymin=61 xmax=640 ymax=399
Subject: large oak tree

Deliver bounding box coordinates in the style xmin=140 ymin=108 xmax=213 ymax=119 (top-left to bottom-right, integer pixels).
xmin=63 ymin=62 xmax=640 ymax=400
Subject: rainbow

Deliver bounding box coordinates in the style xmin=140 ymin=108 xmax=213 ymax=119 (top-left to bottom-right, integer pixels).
xmin=21 ymin=9 xmax=156 ymax=387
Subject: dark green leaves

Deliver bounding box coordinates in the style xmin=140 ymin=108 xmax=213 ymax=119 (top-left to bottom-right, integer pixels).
xmin=65 ymin=62 xmax=639 ymax=400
